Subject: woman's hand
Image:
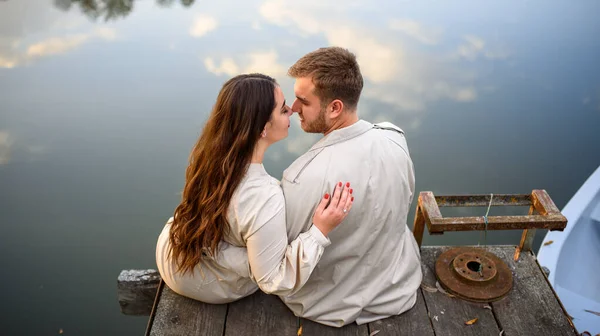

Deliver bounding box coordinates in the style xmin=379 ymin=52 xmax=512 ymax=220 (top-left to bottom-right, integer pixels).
xmin=312 ymin=182 xmax=354 ymax=236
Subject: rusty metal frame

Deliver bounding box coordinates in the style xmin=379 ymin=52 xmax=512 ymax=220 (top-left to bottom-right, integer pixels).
xmin=412 ymin=190 xmax=567 ymax=254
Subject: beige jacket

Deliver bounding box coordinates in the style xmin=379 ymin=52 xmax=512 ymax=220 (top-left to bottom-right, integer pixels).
xmin=156 ymin=164 xmax=331 ymax=304
xmin=280 ymin=120 xmax=423 ymax=327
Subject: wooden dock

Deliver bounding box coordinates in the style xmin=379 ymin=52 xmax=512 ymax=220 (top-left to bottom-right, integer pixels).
xmin=121 ymin=245 xmax=577 ymax=336
xmin=116 ymin=191 xmax=579 ymax=335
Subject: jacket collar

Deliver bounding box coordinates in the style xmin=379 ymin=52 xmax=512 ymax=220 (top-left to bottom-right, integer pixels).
xmin=308 ymin=119 xmax=373 ymax=151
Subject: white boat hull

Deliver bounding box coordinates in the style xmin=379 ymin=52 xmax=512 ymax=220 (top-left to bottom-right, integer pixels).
xmin=538 ymin=165 xmax=600 ymax=334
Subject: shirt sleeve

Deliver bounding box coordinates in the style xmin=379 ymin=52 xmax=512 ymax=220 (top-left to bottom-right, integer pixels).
xmin=245 ymin=189 xmax=331 ymax=296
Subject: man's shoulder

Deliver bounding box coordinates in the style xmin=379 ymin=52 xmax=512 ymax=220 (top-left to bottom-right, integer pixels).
xmin=372 ymin=121 xmax=405 ymax=135
xmin=282 ymin=121 xmax=408 ymax=183
xmin=371 ymin=121 xmax=410 ymax=153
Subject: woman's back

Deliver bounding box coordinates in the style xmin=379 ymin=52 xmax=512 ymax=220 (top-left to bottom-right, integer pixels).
xmin=156 ymin=164 xmax=279 ymax=304
xmin=223 ymin=164 xmax=282 ymax=248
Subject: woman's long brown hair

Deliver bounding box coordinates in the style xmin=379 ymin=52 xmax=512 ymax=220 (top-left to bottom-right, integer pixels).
xmin=169 ymin=73 xmax=277 ymax=275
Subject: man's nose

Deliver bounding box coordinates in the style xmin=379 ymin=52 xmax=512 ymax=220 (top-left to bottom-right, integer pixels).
xmin=291 ymin=99 xmax=300 ymax=113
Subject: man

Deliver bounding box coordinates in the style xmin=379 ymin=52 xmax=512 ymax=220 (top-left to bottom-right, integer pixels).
xmin=280 ymin=47 xmax=422 ymax=327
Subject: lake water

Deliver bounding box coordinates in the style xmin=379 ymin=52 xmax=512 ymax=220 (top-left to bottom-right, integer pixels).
xmin=1 ymin=0 xmax=599 ymax=334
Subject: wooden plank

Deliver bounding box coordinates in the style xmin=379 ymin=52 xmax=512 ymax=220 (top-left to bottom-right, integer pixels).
xmin=146 ymin=280 xmax=164 ymax=336
xmin=118 ymin=269 xmax=160 ymax=315
xmin=490 ymin=247 xmax=577 ymax=336
xmin=435 ymin=194 xmax=532 ymax=207
xmin=224 ymin=291 xmax=297 ymax=336
xmin=419 ymin=192 xmax=442 ymax=235
xmin=368 ymin=290 xmax=434 ymax=336
xmin=517 ymin=206 xmax=537 ymax=254
xmin=412 ymin=205 xmax=426 ymax=247
xmin=149 ymin=285 xmax=226 ymax=336
xmin=300 ymin=319 xmax=367 ymax=336
xmin=429 ymin=214 xmax=567 ymax=232
xmin=532 ymin=189 xmax=561 ymax=215
xmin=420 ymin=246 xmax=501 ymax=336
xmin=419 ymin=192 xmax=443 ymax=219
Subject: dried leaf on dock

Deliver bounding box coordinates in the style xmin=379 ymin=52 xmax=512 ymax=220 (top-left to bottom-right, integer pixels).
xmin=543 ymin=240 xmax=554 ymax=246
xmin=465 ymin=318 xmax=478 ymax=325
xmin=369 ymin=330 xmax=380 ymax=336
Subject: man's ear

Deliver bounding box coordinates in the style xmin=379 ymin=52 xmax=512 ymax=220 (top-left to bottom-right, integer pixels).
xmin=328 ymin=99 xmax=344 ymax=118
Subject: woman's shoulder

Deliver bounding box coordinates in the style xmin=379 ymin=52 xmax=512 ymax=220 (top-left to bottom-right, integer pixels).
xmin=239 ymin=175 xmax=282 ymax=200
xmin=236 ymin=167 xmax=283 ymax=208
xmin=233 ymin=171 xmax=285 ymax=238
xmin=234 ymin=164 xmax=284 ymax=214
xmin=242 ymin=164 xmax=282 ymax=191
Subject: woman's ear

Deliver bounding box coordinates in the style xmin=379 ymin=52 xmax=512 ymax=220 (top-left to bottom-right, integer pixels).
xmin=261 ymin=121 xmax=272 ymax=138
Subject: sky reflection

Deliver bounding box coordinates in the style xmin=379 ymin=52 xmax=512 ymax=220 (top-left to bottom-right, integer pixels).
xmin=0 ymin=0 xmax=599 ymax=334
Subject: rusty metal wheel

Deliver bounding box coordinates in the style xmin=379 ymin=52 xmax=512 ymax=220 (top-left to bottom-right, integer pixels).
xmin=435 ymin=247 xmax=513 ymax=302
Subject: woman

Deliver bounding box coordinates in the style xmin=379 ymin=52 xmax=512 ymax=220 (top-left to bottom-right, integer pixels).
xmin=156 ymin=73 xmax=354 ymax=303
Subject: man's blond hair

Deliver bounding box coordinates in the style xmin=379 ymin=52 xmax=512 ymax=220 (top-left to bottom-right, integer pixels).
xmin=288 ymin=47 xmax=364 ymax=110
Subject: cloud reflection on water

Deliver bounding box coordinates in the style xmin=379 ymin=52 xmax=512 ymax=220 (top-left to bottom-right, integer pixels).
xmin=0 ymin=130 xmax=12 ymax=165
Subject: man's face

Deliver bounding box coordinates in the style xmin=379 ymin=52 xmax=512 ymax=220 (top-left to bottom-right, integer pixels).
xmin=291 ymin=76 xmax=328 ymax=134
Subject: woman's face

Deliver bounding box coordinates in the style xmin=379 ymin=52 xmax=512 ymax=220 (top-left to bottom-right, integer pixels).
xmin=264 ymin=86 xmax=292 ymax=144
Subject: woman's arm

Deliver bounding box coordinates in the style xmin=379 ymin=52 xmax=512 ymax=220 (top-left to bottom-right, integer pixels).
xmin=245 ymin=182 xmax=353 ymax=296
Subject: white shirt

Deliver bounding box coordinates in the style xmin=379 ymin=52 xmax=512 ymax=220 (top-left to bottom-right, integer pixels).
xmin=280 ymin=120 xmax=423 ymax=327
xmin=156 ymin=163 xmax=331 ymax=304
